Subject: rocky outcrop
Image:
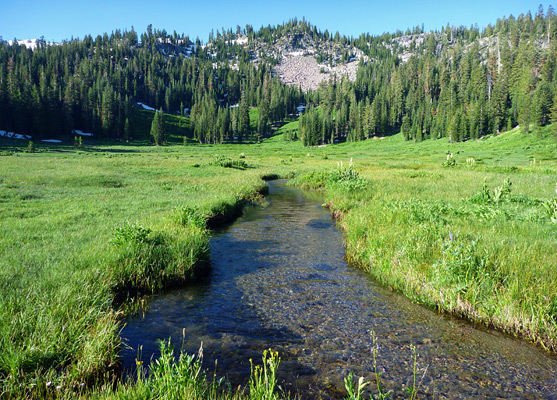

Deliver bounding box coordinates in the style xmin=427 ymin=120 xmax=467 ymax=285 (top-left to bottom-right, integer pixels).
xmin=274 ymin=54 xmax=361 ymax=92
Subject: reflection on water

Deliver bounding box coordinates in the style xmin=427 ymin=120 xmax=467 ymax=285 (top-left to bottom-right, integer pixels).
xmin=121 ymin=181 xmax=557 ymax=399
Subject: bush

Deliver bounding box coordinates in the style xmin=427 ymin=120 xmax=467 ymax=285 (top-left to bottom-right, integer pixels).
xmin=327 ymin=160 xmax=368 ymax=193
xmin=177 ymin=206 xmax=206 ymax=228
xmin=212 ymin=155 xmax=248 ymax=169
xmin=110 ymin=222 xmax=151 ymax=246
xmin=468 ymin=178 xmax=512 ymax=204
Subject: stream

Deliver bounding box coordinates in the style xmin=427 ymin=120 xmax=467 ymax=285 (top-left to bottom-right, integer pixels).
xmin=120 ymin=180 xmax=557 ymax=399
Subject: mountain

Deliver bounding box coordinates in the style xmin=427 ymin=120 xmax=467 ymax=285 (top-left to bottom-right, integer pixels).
xmin=1 ymin=8 xmax=556 ymax=146
xmin=206 ymin=21 xmax=366 ymax=91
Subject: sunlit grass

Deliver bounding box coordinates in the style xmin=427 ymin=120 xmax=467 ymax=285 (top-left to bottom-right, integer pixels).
xmin=0 ymin=125 xmax=556 ymax=398
xmin=295 ymin=127 xmax=557 ymax=352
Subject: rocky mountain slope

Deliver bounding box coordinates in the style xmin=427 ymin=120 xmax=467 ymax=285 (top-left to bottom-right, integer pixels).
xmin=210 ymin=26 xmax=366 ymax=91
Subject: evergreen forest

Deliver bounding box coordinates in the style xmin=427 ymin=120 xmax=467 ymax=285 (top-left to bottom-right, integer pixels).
xmin=2 ymin=7 xmax=557 ymax=146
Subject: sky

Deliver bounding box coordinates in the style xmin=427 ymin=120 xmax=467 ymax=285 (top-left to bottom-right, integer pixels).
xmin=0 ymin=0 xmax=553 ymax=43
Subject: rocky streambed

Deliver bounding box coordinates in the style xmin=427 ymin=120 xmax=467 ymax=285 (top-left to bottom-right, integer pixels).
xmin=121 ymin=181 xmax=557 ymax=399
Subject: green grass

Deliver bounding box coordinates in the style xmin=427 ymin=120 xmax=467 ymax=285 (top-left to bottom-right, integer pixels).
xmin=129 ymin=107 xmax=192 ymax=144
xmin=0 ymin=143 xmax=285 ymax=398
xmin=0 ymin=124 xmax=556 ymax=398
xmin=294 ymin=126 xmax=557 ymax=352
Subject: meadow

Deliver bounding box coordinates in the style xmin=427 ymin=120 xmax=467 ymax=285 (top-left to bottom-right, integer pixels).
xmin=0 ymin=114 xmax=556 ymax=398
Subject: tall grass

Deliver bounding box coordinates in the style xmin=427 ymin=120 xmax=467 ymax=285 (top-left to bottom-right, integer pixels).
xmin=0 ymin=146 xmax=273 ymax=398
xmin=0 ymin=125 xmax=555 ymax=398
xmin=294 ymin=128 xmax=557 ymax=352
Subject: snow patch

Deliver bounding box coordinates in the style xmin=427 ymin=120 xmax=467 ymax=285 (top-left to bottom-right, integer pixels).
xmin=231 ymin=36 xmax=248 ymax=45
xmin=73 ymin=130 xmax=93 ymax=137
xmin=6 ymin=38 xmax=59 ymax=50
xmin=137 ymin=102 xmax=156 ymax=111
xmin=288 ymin=51 xmax=305 ymax=57
xmin=0 ymin=130 xmax=32 ymax=140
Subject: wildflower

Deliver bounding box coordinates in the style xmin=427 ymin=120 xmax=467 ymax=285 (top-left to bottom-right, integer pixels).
xmin=46 ymin=381 xmax=52 ymax=387
xmin=449 ymin=232 xmax=454 ymax=241
xmin=56 ymin=385 xmax=62 ymax=390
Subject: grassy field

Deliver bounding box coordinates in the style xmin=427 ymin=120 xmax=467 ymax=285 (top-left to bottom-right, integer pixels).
xmin=0 ymin=118 xmax=556 ymax=398
xmin=293 ymin=126 xmax=557 ymax=352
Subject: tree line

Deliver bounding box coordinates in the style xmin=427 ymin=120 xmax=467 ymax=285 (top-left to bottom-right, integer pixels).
xmin=298 ymin=6 xmax=557 ymax=145
xmin=0 ymin=25 xmax=303 ymax=142
xmin=2 ymin=7 xmax=557 ymax=146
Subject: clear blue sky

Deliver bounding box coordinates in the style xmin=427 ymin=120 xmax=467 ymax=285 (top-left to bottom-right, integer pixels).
xmin=0 ymin=0 xmax=552 ymax=43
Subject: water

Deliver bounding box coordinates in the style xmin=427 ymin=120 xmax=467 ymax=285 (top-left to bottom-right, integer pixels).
xmin=121 ymin=180 xmax=557 ymax=399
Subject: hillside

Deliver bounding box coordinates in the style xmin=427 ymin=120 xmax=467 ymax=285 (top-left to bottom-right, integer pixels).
xmin=207 ymin=23 xmax=366 ymax=91
xmin=1 ymin=8 xmax=557 ymax=148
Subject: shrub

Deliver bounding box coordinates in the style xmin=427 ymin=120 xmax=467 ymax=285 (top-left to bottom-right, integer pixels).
xmin=177 ymin=206 xmax=206 ymax=229
xmin=469 ymin=178 xmax=512 ymax=204
xmin=212 ymin=155 xmax=248 ymax=169
xmin=327 ymin=160 xmax=368 ymax=193
xmin=110 ymin=222 xmax=151 ymax=246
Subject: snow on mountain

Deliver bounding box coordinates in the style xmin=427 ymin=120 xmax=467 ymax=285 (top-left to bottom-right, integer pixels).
xmin=6 ymin=39 xmax=59 ymax=50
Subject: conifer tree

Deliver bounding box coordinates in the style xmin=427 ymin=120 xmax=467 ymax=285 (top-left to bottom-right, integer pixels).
xmin=124 ymin=117 xmax=132 ymax=142
xmin=150 ymin=108 xmax=166 ymax=145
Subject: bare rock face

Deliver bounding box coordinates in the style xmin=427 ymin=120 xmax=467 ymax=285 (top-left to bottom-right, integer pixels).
xmin=225 ymin=29 xmax=365 ymax=92
xmin=274 ymin=55 xmax=361 ymax=92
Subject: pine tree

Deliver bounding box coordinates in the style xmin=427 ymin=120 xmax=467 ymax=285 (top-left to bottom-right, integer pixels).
xmin=401 ymin=114 xmax=411 ymax=141
xmin=124 ymin=117 xmax=132 ymax=142
xmin=518 ymin=94 xmax=532 ymax=134
xmin=238 ymin=90 xmax=250 ymax=142
xmin=150 ymin=108 xmax=166 ymax=145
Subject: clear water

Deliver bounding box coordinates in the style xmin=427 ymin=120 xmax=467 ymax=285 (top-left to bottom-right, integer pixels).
xmin=120 ymin=180 xmax=557 ymax=399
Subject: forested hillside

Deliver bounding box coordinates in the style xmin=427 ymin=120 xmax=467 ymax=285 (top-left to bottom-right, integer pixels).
xmin=298 ymin=6 xmax=557 ymax=144
xmin=0 ymin=26 xmax=303 ymax=143
xmin=1 ymin=6 xmax=557 ymax=146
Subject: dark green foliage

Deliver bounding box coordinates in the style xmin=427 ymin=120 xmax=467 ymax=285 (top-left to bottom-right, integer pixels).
xmin=0 ymin=26 xmax=303 ymax=143
xmin=123 ymin=117 xmax=132 ymax=142
xmin=296 ymin=8 xmax=557 ymax=145
xmin=1 ymin=8 xmax=556 ymax=149
xmin=150 ymin=109 xmax=166 ymax=145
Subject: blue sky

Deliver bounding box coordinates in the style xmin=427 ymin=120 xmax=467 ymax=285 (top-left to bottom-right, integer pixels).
xmin=0 ymin=0 xmax=552 ymax=43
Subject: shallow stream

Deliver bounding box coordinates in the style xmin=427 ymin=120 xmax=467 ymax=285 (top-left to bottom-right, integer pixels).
xmin=121 ymin=180 xmax=557 ymax=399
